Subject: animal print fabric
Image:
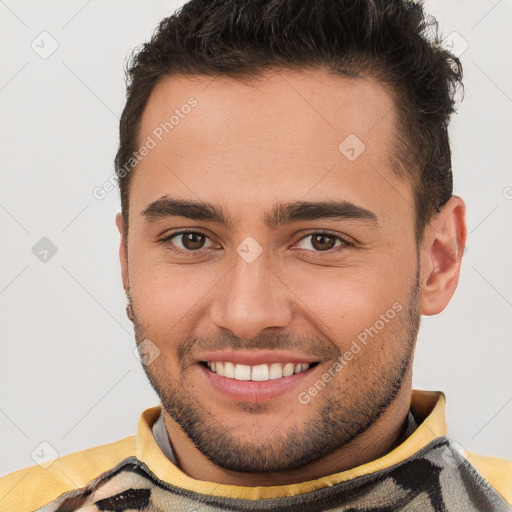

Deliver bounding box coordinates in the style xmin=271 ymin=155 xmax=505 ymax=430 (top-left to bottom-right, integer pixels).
xmin=36 ymin=438 xmax=510 ymax=512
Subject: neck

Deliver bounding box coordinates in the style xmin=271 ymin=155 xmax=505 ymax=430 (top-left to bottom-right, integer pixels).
xmin=163 ymin=381 xmax=413 ymax=487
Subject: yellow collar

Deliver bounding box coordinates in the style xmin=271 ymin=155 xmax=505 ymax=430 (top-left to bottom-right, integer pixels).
xmin=136 ymin=389 xmax=446 ymax=500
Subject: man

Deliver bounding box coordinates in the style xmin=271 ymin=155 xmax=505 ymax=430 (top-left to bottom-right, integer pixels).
xmin=1 ymin=0 xmax=510 ymax=510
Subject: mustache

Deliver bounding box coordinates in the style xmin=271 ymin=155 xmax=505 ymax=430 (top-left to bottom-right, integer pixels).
xmin=129 ymin=302 xmax=339 ymax=368
xmin=177 ymin=331 xmax=338 ymax=368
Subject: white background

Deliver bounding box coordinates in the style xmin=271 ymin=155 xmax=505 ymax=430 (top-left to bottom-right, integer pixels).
xmin=0 ymin=0 xmax=511 ymax=477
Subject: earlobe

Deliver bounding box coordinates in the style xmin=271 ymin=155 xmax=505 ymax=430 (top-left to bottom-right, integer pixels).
xmin=115 ymin=213 xmax=129 ymax=293
xmin=419 ymin=196 xmax=467 ymax=316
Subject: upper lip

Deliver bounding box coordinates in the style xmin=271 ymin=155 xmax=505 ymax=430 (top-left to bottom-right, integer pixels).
xmin=196 ymin=350 xmax=320 ymax=366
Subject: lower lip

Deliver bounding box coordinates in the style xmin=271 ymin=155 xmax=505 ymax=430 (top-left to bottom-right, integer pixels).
xmin=198 ymin=363 xmax=317 ymax=403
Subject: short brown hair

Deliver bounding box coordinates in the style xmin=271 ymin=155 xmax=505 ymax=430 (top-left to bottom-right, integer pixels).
xmin=115 ymin=0 xmax=463 ymax=241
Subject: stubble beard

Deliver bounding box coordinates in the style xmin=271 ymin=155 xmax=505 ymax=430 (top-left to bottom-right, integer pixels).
xmin=131 ymin=272 xmax=421 ymax=473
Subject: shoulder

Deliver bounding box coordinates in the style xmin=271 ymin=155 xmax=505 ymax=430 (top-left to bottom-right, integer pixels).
xmin=465 ymin=450 xmax=512 ymax=505
xmin=0 ymin=435 xmax=136 ymax=512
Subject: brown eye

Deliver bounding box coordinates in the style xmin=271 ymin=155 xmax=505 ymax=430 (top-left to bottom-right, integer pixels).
xmin=163 ymin=231 xmax=218 ymax=252
xmin=180 ymin=232 xmax=206 ymax=250
xmin=310 ymin=234 xmax=337 ymax=251
xmin=296 ymin=233 xmax=348 ymax=252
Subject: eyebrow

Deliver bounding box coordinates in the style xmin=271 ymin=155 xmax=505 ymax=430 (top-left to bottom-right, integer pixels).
xmin=141 ymin=196 xmax=379 ymax=229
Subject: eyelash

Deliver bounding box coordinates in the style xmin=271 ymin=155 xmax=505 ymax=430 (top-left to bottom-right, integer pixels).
xmin=158 ymin=230 xmax=354 ymax=256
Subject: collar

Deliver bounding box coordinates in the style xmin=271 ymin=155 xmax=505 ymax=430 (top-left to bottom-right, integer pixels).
xmin=136 ymin=389 xmax=447 ymax=500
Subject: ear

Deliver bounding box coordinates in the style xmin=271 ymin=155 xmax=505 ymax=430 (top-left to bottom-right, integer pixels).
xmin=419 ymin=196 xmax=467 ymax=316
xmin=115 ymin=213 xmax=129 ymax=293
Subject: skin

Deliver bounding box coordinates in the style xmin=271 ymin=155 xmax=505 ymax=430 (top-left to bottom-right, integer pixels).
xmin=116 ymin=68 xmax=467 ymax=486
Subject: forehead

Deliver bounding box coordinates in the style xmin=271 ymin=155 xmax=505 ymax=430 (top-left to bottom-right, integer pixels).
xmin=131 ymin=68 xmax=412 ymax=224
xmin=140 ymin=68 xmax=397 ymax=151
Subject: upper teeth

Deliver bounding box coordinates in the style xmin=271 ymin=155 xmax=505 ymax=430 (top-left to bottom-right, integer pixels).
xmin=206 ymin=361 xmax=311 ymax=381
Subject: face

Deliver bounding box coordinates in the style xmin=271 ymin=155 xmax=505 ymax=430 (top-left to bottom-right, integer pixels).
xmin=120 ymin=69 xmax=423 ymax=473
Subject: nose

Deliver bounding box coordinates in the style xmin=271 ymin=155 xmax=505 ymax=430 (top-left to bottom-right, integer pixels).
xmin=209 ymin=253 xmax=294 ymax=340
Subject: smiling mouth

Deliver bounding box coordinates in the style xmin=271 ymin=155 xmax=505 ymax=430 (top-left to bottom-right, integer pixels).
xmin=200 ymin=361 xmax=319 ymax=381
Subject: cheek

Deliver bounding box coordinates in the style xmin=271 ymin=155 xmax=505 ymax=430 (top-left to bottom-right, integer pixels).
xmin=128 ymin=250 xmax=222 ymax=334
xmin=281 ymin=263 xmax=411 ymax=348
xmin=127 ymin=234 xmax=416 ymax=350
